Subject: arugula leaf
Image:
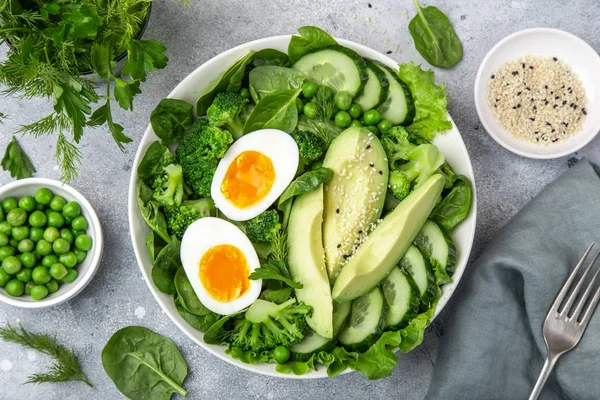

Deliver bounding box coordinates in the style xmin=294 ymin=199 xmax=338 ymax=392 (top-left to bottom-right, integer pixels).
xmin=2 ymin=136 xmax=36 ymax=180
xmin=123 ymin=39 xmax=168 ymax=82
xmin=248 ymin=260 xmax=303 ymax=289
xmin=288 ymin=26 xmax=337 ymax=65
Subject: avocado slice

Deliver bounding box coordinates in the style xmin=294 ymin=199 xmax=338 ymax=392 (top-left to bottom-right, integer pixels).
xmin=332 ymin=174 xmax=445 ymax=302
xmin=287 ymin=184 xmax=333 ymax=338
xmin=322 ymin=127 xmax=389 ymax=283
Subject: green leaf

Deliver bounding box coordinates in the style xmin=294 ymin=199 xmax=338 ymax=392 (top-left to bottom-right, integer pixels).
xmin=262 ymin=287 xmax=293 ymax=304
xmin=113 ymin=78 xmax=141 ymax=111
xmin=248 ymin=261 xmax=303 ymax=289
xmin=276 ymin=351 xmax=336 ymax=375
xmin=250 ymin=49 xmax=289 ymax=68
xmin=87 ymin=102 xmax=132 ymax=149
xmin=136 ymin=141 xmax=176 ymax=185
xmin=1 ymin=136 xmax=35 ymax=180
xmin=145 ymin=231 xmax=166 ymax=263
xmin=174 ymin=268 xmax=212 ymax=316
xmin=409 ymin=0 xmax=463 ymax=68
xmin=277 ymin=167 xmax=333 ymax=209
xmin=136 ymin=178 xmax=171 ymax=243
xmin=288 ymin=26 xmax=337 ymax=65
xmin=203 ymin=314 xmax=236 ymax=345
xmin=90 ymin=43 xmax=113 ymax=79
xmin=150 ymin=98 xmax=194 ymax=145
xmin=175 ymin=297 xmax=219 ymax=332
xmin=53 ymin=76 xmax=97 ymax=143
xmin=249 ymin=65 xmax=305 ymax=103
xmin=62 ymin=4 xmax=101 ymax=40
xmin=243 ymin=88 xmax=302 ymax=134
xmin=398 ymin=62 xmax=452 ymax=141
xmin=430 ymin=175 xmax=472 ymax=231
xmin=227 ymin=346 xmax=274 ymax=365
xmin=123 ymin=39 xmax=168 ymax=82
xmin=151 ymin=238 xmax=181 ymax=294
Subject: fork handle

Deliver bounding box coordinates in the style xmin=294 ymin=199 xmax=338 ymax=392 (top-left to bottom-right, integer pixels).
xmin=528 ymin=355 xmax=559 ymax=400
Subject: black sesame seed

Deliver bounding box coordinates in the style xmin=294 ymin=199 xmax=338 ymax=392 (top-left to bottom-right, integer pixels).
xmin=555 ymin=96 xmax=559 ymax=100
xmin=545 ymin=100 xmax=549 ymax=105
xmin=550 ymin=91 xmax=554 ymax=95
xmin=522 ymin=63 xmax=525 ymax=68
xmin=369 ymin=162 xmax=374 ymax=167
xmin=512 ymin=71 xmax=518 ymax=76
xmin=562 ymin=101 xmax=567 ymax=105
xmin=551 ymin=129 xmax=555 ymax=133
xmin=337 ymin=244 xmax=341 ymax=248
xmin=491 ymin=74 xmax=495 ymax=79
xmin=546 ymin=122 xmax=551 ymax=126
xmin=553 ymin=105 xmax=557 ymax=109
xmin=533 ymin=106 xmax=537 ymax=110
xmin=386 ymin=50 xmax=392 ymax=54
xmin=570 ymin=103 xmax=574 ymax=107
xmin=517 ymin=91 xmax=522 ymax=96
xmin=516 ymin=104 xmax=521 ymax=108
xmin=526 ymin=87 xmax=531 ymax=91
xmin=366 ymin=145 xmax=371 ymax=149
xmin=512 ymin=106 xmax=517 ymax=109
xmin=574 ymin=105 xmax=578 ymax=110
xmin=568 ymin=87 xmax=572 ymax=91
xmin=496 ymin=98 xmax=500 ymax=102
xmin=358 ymin=230 xmax=363 ymax=234
xmin=378 ymin=170 xmax=383 ymax=175
xmin=552 ymin=138 xmax=558 ymax=142
xmin=545 ymin=85 xmax=548 ymax=89
xmin=336 ymin=208 xmax=340 ymax=214
xmin=553 ymin=57 xmax=558 ymax=61
xmin=529 ymin=118 xmax=535 ymax=121
xmin=368 ymin=3 xmax=372 ymax=7
xmin=343 ymin=254 xmax=351 ymax=259
xmin=561 ymin=85 xmax=565 ymax=89
xmin=529 ymin=66 xmax=534 ymax=70
xmin=583 ymin=109 xmax=587 ymax=115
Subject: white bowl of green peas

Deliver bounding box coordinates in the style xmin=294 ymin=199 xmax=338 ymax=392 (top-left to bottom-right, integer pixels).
xmin=0 ymin=178 xmax=103 ymax=308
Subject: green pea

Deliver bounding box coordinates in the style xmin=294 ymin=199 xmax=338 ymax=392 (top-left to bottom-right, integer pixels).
xmin=43 ymin=227 xmax=60 ymax=243
xmin=1 ymin=197 xmax=18 ymax=213
xmin=2 ymin=256 xmax=22 ymax=275
xmin=49 ymin=195 xmax=66 ymax=212
xmin=61 ymin=269 xmax=78 ymax=284
xmin=36 ymin=203 xmax=44 ymax=211
xmin=75 ymin=234 xmax=93 ymax=251
xmin=63 ymin=215 xmax=72 ymax=225
xmin=303 ymin=102 xmax=318 ymax=119
xmin=16 ymin=268 xmax=32 ymax=283
xmin=29 ymin=227 xmax=44 ymax=243
xmin=24 ymin=281 xmax=35 ymax=295
xmin=301 ymin=81 xmax=318 ymax=99
xmin=42 ymin=255 xmax=58 ymax=268
xmin=49 ymin=263 xmax=68 ymax=280
xmin=20 ymin=252 xmax=37 ymax=268
xmin=366 ymin=125 xmax=379 ymax=136
xmin=0 ymin=233 xmax=8 ymax=247
xmin=18 ymin=239 xmax=34 ymax=253
xmin=59 ymin=252 xmax=77 ymax=268
xmin=273 ymin=346 xmax=290 ymax=364
xmin=0 ymin=221 xmax=11 ymax=236
xmin=47 ymin=211 xmax=65 ymax=228
xmin=29 ymin=210 xmax=48 ymax=228
xmin=296 ymin=97 xmax=304 ymax=115
xmin=12 ymin=226 xmax=29 ymax=241
xmin=60 ymin=229 xmax=74 ymax=244
xmin=17 ymin=196 xmax=35 ymax=212
xmin=7 ymin=208 xmax=27 ymax=227
xmin=349 ymin=119 xmax=363 ymax=128
xmin=363 ymin=109 xmax=381 ymax=126
xmin=377 ymin=119 xmax=393 ymax=134
xmin=46 ymin=279 xmax=59 ymax=294
xmin=74 ymin=249 xmax=87 ymax=263
xmin=0 ymin=269 xmax=10 ymax=286
xmin=71 ymin=216 xmax=88 ymax=231
xmin=0 ymin=246 xmax=15 ymax=262
xmin=53 ymin=238 xmax=70 ymax=255
xmin=31 ymin=285 xmax=49 ymax=301
xmin=9 ymin=238 xmax=18 ymax=248
xmin=348 ymin=103 xmax=362 ymax=119
xmin=334 ymin=110 xmax=352 ymax=128
xmin=5 ymin=279 xmax=24 ymax=297
xmin=36 ymin=240 xmax=53 ymax=256
xmin=239 ymin=87 xmax=250 ymax=99
xmin=35 ymin=188 xmax=53 ymax=205
xmin=72 ymin=230 xmax=85 ymax=238
xmin=334 ymin=91 xmax=352 ymax=111
xmin=32 ymin=266 xmax=51 ymax=284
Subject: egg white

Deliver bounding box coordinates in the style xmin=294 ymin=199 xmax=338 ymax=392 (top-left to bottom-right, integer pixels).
xmin=180 ymin=217 xmax=262 ymax=315
xmin=211 ymin=129 xmax=299 ymax=221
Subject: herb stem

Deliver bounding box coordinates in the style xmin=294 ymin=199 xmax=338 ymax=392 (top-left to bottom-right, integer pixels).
xmin=0 ymin=27 xmax=32 ymax=34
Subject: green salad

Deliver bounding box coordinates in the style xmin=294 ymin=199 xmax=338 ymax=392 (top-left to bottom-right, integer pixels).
xmin=136 ymin=26 xmax=472 ymax=380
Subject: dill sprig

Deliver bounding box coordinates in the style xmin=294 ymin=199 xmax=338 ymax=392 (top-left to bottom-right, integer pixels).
xmin=270 ymin=229 xmax=289 ymax=263
xmin=0 ymin=324 xmax=93 ymax=388
xmin=313 ymin=85 xmax=337 ymax=121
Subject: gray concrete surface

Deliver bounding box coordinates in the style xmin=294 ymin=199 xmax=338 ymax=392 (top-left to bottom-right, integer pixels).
xmin=1 ymin=0 xmax=600 ymax=399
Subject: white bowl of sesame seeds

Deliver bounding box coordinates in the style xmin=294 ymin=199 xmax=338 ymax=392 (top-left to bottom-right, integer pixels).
xmin=475 ymin=28 xmax=600 ymax=159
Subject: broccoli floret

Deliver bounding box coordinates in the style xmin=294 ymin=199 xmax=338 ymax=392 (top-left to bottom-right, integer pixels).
xmin=164 ymin=198 xmax=216 ymax=239
xmin=380 ymin=126 xmax=417 ymax=168
xmin=290 ymin=130 xmax=326 ymax=166
xmin=246 ymin=210 xmax=281 ymax=243
xmin=207 ymin=92 xmax=248 ymax=139
xmin=176 ymin=119 xmax=232 ymax=197
xmin=152 ymin=164 xmax=184 ymax=207
xmin=228 ymin=298 xmax=311 ymax=352
xmin=388 ymin=144 xmax=445 ymax=201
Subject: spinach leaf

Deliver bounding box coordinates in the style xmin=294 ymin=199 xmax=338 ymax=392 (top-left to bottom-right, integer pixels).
xmin=261 ymin=287 xmax=293 ymax=304
xmin=248 ymin=260 xmax=303 ymax=289
xmin=196 ymin=51 xmax=255 ymax=115
xmin=174 ymin=268 xmax=211 ymax=316
xmin=243 ymin=88 xmax=302 ymax=134
xmin=136 ymin=179 xmax=171 ymax=243
xmin=203 ymin=314 xmax=237 ymax=345
xmin=137 ymin=141 xmax=176 ymax=186
xmin=288 ymin=26 xmax=337 ymax=65
xmin=250 ymin=49 xmax=289 ymax=68
xmin=278 ymin=167 xmax=333 ymax=209
xmin=150 ymin=98 xmax=193 ymax=145
xmin=430 ymin=175 xmax=472 ymax=231
xmin=408 ymin=0 xmax=463 ymax=68
xmin=249 ymin=66 xmax=305 ymax=103
xmin=102 ymin=326 xmax=188 ymax=400
xmin=145 ymin=231 xmax=166 ymax=263
xmin=151 ymin=238 xmax=181 ymax=294
xmin=175 ymin=297 xmax=219 ymax=332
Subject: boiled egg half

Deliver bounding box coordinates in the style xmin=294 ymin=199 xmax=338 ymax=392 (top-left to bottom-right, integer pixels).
xmin=211 ymin=129 xmax=299 ymax=221
xmin=180 ymin=217 xmax=261 ymax=315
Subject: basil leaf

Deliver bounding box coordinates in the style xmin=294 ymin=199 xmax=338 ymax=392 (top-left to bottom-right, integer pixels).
xmin=174 ymin=268 xmax=212 ymax=316
xmin=1 ymin=136 xmax=36 ymax=180
xmin=150 ymin=98 xmax=194 ymax=145
xmin=249 ymin=66 xmax=305 ymax=103
xmin=243 ymin=88 xmax=302 ymax=134
xmin=277 ymin=167 xmax=333 ymax=209
xmin=430 ymin=175 xmax=472 ymax=231
xmin=151 ymin=238 xmax=181 ymax=294
xmin=288 ymin=26 xmax=337 ymax=65
xmin=408 ymin=0 xmax=463 ymax=68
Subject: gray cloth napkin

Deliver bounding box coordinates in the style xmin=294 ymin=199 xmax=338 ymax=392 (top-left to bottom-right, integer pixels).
xmin=425 ymin=160 xmax=600 ymax=400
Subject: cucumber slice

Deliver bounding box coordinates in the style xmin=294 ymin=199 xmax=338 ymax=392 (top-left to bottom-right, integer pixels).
xmin=372 ymin=61 xmax=415 ymax=125
xmin=381 ymin=267 xmax=420 ymax=330
xmin=332 ymin=300 xmax=352 ymax=336
xmin=400 ymin=245 xmax=437 ymax=311
xmin=292 ymin=45 xmax=368 ymax=97
xmin=290 ymin=329 xmax=334 ymax=362
xmin=414 ymin=220 xmax=457 ymax=284
xmin=355 ymin=60 xmax=389 ymax=113
xmin=338 ymin=287 xmax=387 ymax=352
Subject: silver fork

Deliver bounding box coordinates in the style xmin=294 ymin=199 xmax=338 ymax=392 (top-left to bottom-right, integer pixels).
xmin=528 ymin=243 xmax=600 ymax=400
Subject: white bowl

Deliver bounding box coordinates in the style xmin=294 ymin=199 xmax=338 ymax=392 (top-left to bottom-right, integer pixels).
xmin=128 ymin=35 xmax=477 ymax=378
xmin=474 ymin=28 xmax=600 ymax=159
xmin=0 ymin=178 xmax=103 ymax=308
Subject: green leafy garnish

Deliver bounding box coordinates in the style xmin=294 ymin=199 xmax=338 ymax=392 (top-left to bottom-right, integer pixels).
xmin=288 ymin=26 xmax=337 ymax=65
xmin=2 ymin=136 xmax=36 ymax=180
xmin=249 ymin=259 xmax=302 ymax=289
xmin=0 ymin=324 xmax=92 ymax=387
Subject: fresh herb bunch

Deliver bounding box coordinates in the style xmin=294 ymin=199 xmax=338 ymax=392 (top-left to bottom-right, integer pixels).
xmin=0 ymin=323 xmax=92 ymax=387
xmin=0 ymin=0 xmax=185 ymax=181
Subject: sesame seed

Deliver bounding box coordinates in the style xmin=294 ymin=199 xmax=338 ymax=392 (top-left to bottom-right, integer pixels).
xmin=553 ymin=57 xmax=558 ymax=61
xmin=366 ymin=145 xmax=371 ymax=149
xmin=378 ymin=170 xmax=383 ymax=175
xmin=336 ymin=208 xmax=340 ymax=214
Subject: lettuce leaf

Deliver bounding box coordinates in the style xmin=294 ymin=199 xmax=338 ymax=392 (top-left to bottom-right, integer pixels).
xmin=227 ymin=346 xmax=274 ymax=364
xmin=398 ymin=62 xmax=452 ymax=141
xmin=275 ymin=351 xmax=336 ymax=375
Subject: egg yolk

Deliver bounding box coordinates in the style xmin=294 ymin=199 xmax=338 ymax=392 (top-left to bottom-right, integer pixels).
xmin=199 ymin=244 xmax=250 ymax=302
xmin=220 ymin=150 xmax=275 ymax=209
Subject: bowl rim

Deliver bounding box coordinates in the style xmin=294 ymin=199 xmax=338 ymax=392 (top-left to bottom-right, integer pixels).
xmin=128 ymin=34 xmax=478 ymax=378
xmin=0 ymin=177 xmax=104 ymax=309
xmin=474 ymin=27 xmax=600 ymax=159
